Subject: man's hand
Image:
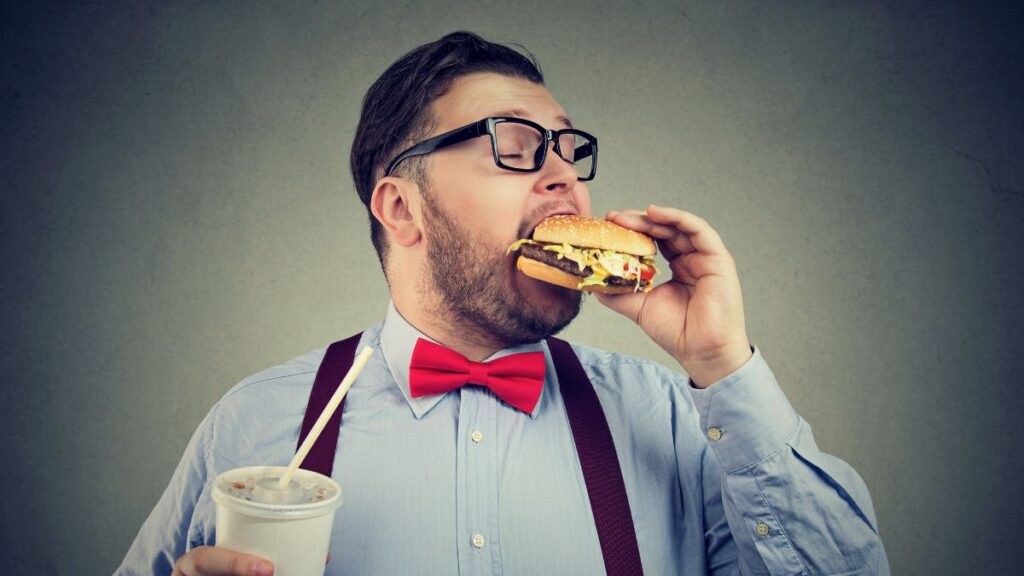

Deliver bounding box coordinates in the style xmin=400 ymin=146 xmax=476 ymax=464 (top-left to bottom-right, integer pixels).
xmin=595 ymin=205 xmax=752 ymax=388
xmin=172 ymin=546 xmax=273 ymax=576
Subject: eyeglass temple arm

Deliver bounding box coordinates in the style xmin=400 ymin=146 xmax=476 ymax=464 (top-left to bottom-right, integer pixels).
xmin=385 ymin=121 xmax=488 ymax=177
xmin=573 ymin=141 xmax=595 ymax=162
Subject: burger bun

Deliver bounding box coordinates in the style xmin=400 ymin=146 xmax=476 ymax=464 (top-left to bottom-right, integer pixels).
xmin=532 ymin=215 xmax=656 ymax=256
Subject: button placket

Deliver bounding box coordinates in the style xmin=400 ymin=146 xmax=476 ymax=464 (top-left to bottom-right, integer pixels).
xmin=457 ymin=386 xmax=500 ymax=570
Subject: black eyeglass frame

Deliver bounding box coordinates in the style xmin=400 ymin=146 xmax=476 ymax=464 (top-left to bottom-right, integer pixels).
xmin=384 ymin=116 xmax=598 ymax=181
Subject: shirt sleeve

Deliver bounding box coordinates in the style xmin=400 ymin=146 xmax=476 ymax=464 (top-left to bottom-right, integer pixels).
xmin=114 ymin=405 xmax=216 ymax=576
xmin=689 ymin=345 xmax=891 ymax=575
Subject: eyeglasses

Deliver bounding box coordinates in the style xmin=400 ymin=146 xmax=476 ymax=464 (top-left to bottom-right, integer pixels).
xmin=385 ymin=116 xmax=598 ymax=181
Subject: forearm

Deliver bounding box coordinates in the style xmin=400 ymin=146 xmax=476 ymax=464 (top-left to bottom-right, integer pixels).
xmin=714 ymin=419 xmax=889 ymax=575
xmin=692 ymin=347 xmax=890 ymax=575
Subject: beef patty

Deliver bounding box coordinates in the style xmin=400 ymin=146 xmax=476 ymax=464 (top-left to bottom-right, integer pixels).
xmin=518 ymin=243 xmax=646 ymax=288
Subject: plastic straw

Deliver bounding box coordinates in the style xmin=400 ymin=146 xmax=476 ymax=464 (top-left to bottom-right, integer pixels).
xmin=278 ymin=346 xmax=374 ymax=488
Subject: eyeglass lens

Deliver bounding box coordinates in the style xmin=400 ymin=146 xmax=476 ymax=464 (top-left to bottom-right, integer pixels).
xmin=494 ymin=122 xmax=594 ymax=179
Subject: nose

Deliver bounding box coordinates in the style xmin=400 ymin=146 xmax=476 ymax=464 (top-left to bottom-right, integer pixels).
xmin=534 ymin=139 xmax=591 ymax=216
xmin=534 ymin=138 xmax=579 ymax=193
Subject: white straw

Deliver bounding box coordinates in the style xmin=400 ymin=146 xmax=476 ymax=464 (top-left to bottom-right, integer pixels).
xmin=278 ymin=346 xmax=374 ymax=488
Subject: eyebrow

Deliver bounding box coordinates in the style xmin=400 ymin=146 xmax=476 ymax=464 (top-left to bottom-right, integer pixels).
xmin=492 ymin=108 xmax=573 ymax=129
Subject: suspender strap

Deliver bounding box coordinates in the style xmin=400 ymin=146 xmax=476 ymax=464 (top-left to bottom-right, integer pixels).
xmin=295 ymin=332 xmax=363 ymax=477
xmin=546 ymin=336 xmax=644 ymax=576
xmin=298 ymin=333 xmax=644 ymax=575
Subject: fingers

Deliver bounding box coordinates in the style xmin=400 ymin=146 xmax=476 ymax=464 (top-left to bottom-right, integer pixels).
xmin=665 ymin=248 xmax=700 ymax=286
xmin=677 ymin=251 xmax=734 ymax=279
xmin=173 ymin=546 xmax=273 ymax=576
xmin=607 ymin=209 xmax=693 ymax=256
xmin=645 ymin=204 xmax=729 ymax=256
xmin=606 ymin=206 xmax=729 ymax=259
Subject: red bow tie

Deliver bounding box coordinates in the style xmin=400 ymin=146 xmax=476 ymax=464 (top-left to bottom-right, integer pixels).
xmin=408 ymin=338 xmax=546 ymax=414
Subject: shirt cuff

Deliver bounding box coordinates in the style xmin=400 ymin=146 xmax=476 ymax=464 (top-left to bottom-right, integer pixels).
xmin=687 ymin=345 xmax=800 ymax=473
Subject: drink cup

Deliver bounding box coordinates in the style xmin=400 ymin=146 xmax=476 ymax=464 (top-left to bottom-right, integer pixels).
xmin=211 ymin=465 xmax=342 ymax=576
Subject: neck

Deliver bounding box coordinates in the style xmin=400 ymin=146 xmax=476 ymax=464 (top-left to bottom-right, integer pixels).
xmin=392 ymin=292 xmax=505 ymax=362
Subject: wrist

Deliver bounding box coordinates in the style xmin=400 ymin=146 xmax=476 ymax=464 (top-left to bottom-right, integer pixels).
xmin=680 ymin=342 xmax=753 ymax=389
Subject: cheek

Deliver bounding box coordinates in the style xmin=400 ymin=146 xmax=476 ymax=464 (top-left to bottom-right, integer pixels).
xmin=444 ymin=193 xmax=520 ymax=251
xmin=429 ymin=167 xmax=493 ymax=222
xmin=465 ymin=186 xmax=526 ymax=238
xmin=573 ymin=183 xmax=593 ymax=217
xmin=429 ymin=155 xmax=532 ymax=242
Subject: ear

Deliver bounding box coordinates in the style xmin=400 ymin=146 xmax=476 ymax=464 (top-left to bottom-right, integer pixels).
xmin=370 ymin=177 xmax=422 ymax=248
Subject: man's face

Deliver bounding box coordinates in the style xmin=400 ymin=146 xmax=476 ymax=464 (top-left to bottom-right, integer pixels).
xmin=417 ymin=72 xmax=592 ymax=347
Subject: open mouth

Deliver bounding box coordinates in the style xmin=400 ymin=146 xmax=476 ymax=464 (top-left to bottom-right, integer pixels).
xmin=526 ymin=211 xmax=578 ymax=238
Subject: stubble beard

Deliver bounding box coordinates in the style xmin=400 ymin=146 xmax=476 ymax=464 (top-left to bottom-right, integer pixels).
xmin=420 ymin=190 xmax=582 ymax=348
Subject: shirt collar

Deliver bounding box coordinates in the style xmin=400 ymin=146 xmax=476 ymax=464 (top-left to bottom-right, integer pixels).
xmin=379 ymin=300 xmax=547 ymax=420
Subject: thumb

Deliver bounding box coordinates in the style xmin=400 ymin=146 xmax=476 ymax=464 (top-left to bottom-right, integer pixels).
xmin=594 ymin=290 xmax=645 ymax=324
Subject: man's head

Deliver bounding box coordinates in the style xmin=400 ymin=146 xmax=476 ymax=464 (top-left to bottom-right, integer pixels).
xmin=351 ymin=31 xmax=592 ymax=347
xmin=351 ymin=31 xmax=552 ymax=271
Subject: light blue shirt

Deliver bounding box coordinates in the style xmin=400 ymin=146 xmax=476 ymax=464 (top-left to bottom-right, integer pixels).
xmin=119 ymin=301 xmax=888 ymax=575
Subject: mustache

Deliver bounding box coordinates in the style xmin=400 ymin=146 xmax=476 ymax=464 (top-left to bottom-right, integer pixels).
xmin=515 ymin=200 xmax=580 ymax=239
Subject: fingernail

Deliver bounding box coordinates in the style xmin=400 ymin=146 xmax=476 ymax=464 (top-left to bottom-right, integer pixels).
xmin=255 ymin=560 xmax=273 ymax=576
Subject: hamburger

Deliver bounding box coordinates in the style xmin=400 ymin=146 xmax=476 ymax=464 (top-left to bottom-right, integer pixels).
xmin=507 ymin=215 xmax=659 ymax=294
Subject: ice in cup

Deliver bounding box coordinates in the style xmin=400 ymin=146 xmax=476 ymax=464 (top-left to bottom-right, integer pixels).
xmin=212 ymin=465 xmax=342 ymax=575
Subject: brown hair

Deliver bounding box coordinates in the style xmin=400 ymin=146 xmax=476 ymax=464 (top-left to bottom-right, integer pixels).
xmin=349 ymin=31 xmax=544 ymax=278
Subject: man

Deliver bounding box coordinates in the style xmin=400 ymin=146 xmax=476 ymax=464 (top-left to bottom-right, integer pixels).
xmin=119 ymin=31 xmax=888 ymax=575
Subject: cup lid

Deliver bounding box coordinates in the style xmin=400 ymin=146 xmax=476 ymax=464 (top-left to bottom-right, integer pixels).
xmin=212 ymin=465 xmax=342 ymax=519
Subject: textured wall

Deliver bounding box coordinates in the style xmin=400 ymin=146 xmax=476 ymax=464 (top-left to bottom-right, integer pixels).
xmin=2 ymin=1 xmax=1022 ymax=574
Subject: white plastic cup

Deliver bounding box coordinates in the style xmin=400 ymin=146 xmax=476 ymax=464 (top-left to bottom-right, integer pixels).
xmin=211 ymin=466 xmax=342 ymax=576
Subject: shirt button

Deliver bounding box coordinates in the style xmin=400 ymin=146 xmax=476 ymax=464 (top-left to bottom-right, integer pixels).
xmin=756 ymin=521 xmax=770 ymax=537
xmin=471 ymin=430 xmax=484 ymax=444
xmin=707 ymin=427 xmax=723 ymax=441
xmin=472 ymin=533 xmax=486 ymax=548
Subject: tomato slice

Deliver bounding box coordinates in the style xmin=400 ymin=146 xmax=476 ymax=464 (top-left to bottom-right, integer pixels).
xmin=622 ymin=263 xmax=656 ymax=282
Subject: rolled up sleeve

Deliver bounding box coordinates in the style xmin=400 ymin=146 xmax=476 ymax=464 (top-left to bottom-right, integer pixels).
xmin=690 ymin=346 xmax=890 ymax=575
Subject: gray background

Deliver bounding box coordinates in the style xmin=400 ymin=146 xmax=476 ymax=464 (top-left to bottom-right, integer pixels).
xmin=2 ymin=1 xmax=1022 ymax=574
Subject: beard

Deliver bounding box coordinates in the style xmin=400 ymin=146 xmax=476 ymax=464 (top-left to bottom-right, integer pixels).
xmin=420 ymin=191 xmax=582 ymax=348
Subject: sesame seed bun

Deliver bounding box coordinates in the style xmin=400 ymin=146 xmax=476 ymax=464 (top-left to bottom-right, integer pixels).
xmin=532 ymin=215 xmax=656 ymax=256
